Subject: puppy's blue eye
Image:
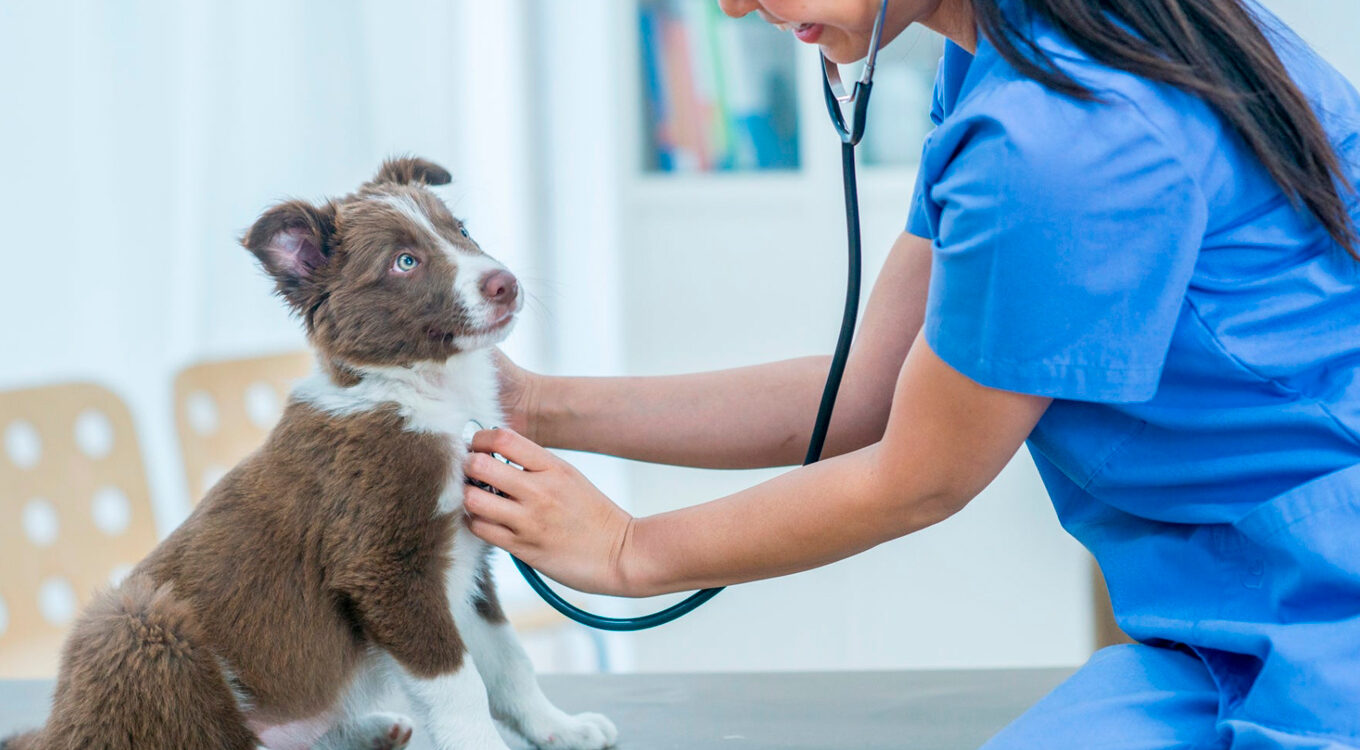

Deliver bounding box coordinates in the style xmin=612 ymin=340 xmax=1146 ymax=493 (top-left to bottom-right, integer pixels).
xmin=394 ymin=253 xmax=419 ymax=272
xmin=458 ymin=225 xmax=469 ymax=238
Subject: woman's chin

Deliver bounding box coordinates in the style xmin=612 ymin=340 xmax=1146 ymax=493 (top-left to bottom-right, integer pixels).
xmin=820 ymin=35 xmax=873 ymax=66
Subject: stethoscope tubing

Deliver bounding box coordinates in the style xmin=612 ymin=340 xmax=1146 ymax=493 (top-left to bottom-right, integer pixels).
xmin=509 ymin=34 xmax=879 ymax=632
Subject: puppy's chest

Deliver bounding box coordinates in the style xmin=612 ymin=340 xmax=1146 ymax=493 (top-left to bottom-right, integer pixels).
xmin=397 ymin=393 xmax=500 ymax=517
xmin=369 ymin=387 xmax=496 ymax=597
xmin=398 ymin=404 xmax=496 ymax=602
xmin=297 ymin=358 xmax=501 ymax=516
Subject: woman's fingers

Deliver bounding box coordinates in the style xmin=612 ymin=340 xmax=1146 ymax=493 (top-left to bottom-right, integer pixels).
xmin=466 ymin=512 xmax=518 ymax=551
xmin=462 ymin=438 xmax=636 ymax=596
xmin=463 ymin=483 xmax=529 ymax=532
xmin=464 ymin=450 xmax=533 ymax=497
xmin=470 ymin=427 xmax=556 ymax=472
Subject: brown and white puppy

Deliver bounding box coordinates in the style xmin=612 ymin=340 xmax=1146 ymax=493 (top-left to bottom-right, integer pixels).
xmin=3 ymin=158 xmax=617 ymax=750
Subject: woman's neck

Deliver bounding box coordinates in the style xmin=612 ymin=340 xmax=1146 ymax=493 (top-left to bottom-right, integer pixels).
xmin=921 ymin=0 xmax=979 ymax=53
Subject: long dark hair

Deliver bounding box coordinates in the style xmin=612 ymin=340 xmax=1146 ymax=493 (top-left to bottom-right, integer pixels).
xmin=972 ymin=0 xmax=1359 ymax=255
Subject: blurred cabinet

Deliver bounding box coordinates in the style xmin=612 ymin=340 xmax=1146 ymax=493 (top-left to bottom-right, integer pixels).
xmin=633 ymin=0 xmax=942 ymax=175
xmin=636 ymin=0 xmax=799 ymax=173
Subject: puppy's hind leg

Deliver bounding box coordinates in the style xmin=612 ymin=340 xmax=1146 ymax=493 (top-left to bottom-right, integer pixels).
xmin=312 ymin=659 xmax=414 ymax=750
xmin=33 ymin=576 xmax=256 ymax=750
xmin=313 ymin=713 xmax=414 ymax=750
xmin=0 ymin=731 xmax=39 ymax=750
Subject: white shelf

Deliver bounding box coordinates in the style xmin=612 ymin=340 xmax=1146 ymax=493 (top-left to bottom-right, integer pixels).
xmin=622 ymin=1 xmax=940 ymax=186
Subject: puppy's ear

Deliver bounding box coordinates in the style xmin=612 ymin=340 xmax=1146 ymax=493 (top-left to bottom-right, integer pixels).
xmin=242 ymin=199 xmax=337 ymax=314
xmin=369 ymin=156 xmax=452 ymax=187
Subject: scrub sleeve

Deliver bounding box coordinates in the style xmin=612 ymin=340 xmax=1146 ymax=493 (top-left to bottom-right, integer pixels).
xmin=911 ymin=92 xmax=1205 ymax=402
xmin=908 ymin=40 xmax=1360 ymax=750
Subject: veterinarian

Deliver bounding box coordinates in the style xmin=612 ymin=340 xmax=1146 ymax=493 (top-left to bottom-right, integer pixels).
xmin=464 ymin=0 xmax=1360 ymax=746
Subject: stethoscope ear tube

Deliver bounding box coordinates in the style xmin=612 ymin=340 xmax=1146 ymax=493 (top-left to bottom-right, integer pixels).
xmin=510 ymin=44 xmax=870 ymax=633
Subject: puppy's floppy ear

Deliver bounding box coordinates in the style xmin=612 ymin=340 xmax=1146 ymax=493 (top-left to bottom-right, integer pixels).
xmin=370 ymin=156 xmax=452 ymax=187
xmin=242 ymin=199 xmax=337 ymax=314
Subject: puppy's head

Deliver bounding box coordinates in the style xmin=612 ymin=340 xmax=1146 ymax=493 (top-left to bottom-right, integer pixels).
xmin=243 ymin=157 xmax=521 ymax=368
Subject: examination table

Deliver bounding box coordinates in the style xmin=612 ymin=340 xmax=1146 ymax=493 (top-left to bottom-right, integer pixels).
xmin=0 ymin=668 xmax=1072 ymax=749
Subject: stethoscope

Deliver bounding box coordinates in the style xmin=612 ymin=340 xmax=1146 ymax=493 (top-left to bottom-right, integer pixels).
xmin=504 ymin=0 xmax=890 ymax=631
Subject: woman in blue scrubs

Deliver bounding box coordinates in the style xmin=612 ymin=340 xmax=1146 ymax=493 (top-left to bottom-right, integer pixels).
xmin=463 ymin=0 xmax=1360 ymax=745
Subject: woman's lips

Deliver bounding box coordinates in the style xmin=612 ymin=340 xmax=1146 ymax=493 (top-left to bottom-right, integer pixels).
xmin=794 ymin=23 xmax=824 ymax=44
xmin=769 ymin=17 xmax=825 ymax=45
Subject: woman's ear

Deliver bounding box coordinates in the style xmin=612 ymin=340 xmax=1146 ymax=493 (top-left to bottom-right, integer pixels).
xmin=241 ymin=199 xmax=337 ymax=315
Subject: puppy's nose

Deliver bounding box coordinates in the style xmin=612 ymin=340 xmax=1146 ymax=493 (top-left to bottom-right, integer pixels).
xmin=480 ymin=270 xmax=519 ymax=305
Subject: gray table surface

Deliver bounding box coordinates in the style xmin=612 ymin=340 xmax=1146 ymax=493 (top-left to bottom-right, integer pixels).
xmin=0 ymin=669 xmax=1072 ymax=749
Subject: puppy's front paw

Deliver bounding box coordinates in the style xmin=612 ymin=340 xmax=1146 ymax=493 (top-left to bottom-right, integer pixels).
xmin=523 ymin=711 xmax=618 ymax=750
xmin=356 ymin=712 xmax=414 ymax=750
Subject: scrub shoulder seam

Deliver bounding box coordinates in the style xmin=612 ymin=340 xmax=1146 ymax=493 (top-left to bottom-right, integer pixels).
xmin=1102 ymin=88 xmax=1209 ymax=199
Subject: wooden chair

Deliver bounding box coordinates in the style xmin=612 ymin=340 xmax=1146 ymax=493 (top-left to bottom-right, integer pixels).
xmin=172 ymin=351 xmax=313 ymax=503
xmin=0 ymin=383 xmax=159 ymax=678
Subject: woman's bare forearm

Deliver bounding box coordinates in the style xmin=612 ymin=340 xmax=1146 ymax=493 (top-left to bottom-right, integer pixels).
xmin=531 ymin=232 xmax=933 ymax=469
xmin=533 ymin=356 xmax=842 ymax=468
xmin=617 ymin=337 xmax=1051 ymax=597
xmin=622 ymin=441 xmax=942 ymax=593
xmin=464 ymin=333 xmax=1050 ymax=599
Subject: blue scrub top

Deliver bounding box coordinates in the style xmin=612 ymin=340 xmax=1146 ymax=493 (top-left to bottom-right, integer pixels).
xmin=907 ymin=2 xmax=1360 ymax=741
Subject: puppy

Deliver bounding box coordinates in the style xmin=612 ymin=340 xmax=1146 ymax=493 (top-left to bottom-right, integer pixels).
xmin=3 ymin=158 xmax=617 ymax=750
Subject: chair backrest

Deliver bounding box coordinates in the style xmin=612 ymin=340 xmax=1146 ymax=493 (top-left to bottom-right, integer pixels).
xmin=172 ymin=351 xmax=313 ymax=503
xmin=0 ymin=383 xmax=159 ymax=678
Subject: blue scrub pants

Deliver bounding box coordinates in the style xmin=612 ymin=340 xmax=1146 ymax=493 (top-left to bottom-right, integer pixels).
xmin=982 ymin=644 xmax=1357 ymax=749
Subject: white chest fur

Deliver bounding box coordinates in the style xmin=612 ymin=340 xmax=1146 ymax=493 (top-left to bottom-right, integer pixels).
xmin=293 ymin=349 xmax=505 ymax=516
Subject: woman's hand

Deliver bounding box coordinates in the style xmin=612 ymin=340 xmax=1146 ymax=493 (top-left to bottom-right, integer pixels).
xmin=463 ymin=428 xmax=638 ymax=596
xmin=491 ymin=349 xmax=540 ymax=439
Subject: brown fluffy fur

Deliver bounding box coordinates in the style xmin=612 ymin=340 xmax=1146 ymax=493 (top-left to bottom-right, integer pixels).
xmin=10 ymin=397 xmax=477 ymax=748
xmin=9 ymin=158 xmax=512 ymax=748
xmin=13 ymin=578 xmax=257 ymax=749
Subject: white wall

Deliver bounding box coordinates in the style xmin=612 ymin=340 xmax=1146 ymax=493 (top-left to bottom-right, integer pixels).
xmin=2 ymin=0 xmax=1357 ymax=676
xmin=1262 ymin=0 xmax=1360 ymax=81
xmin=0 ymin=0 xmax=596 ymax=667
xmin=572 ymin=0 xmax=1360 ymax=673
xmin=0 ymin=0 xmax=559 ymax=525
